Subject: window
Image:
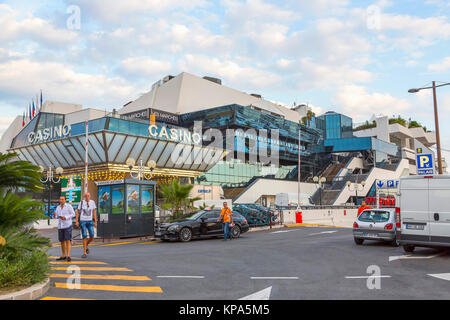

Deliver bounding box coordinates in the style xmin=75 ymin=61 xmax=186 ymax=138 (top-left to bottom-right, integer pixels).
xmin=141 ymin=185 xmax=154 ymax=214
xmin=111 ymin=185 xmax=124 ymax=214
xmin=358 ymin=210 xmax=390 ymax=222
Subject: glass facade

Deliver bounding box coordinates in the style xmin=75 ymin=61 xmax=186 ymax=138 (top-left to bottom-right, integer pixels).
xmin=316 ymin=112 xmax=353 ymax=140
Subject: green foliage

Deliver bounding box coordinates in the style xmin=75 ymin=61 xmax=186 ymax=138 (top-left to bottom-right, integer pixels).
xmin=160 ymin=180 xmax=199 ymax=219
xmin=0 ymin=250 xmax=50 ymax=290
xmin=0 ymin=153 xmax=43 ymax=192
xmin=0 ymin=152 xmax=51 ymax=289
xmin=301 ymin=110 xmax=316 ymax=125
xmin=389 ymin=115 xmax=407 ymax=126
xmin=198 ymin=202 xmax=215 ymax=210
xmin=353 ymin=120 xmax=376 ymax=131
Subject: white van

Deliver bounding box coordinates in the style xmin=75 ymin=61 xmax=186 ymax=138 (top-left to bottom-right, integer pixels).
xmin=397 ymin=175 xmax=450 ymax=253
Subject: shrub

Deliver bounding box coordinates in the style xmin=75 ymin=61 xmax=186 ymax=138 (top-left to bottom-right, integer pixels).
xmin=0 ymin=250 xmax=50 ymax=290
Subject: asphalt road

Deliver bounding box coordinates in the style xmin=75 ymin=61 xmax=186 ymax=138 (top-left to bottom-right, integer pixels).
xmin=42 ymin=226 xmax=450 ymax=300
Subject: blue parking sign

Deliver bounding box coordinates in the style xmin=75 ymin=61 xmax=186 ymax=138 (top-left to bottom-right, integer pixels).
xmin=417 ymin=154 xmax=434 ymax=175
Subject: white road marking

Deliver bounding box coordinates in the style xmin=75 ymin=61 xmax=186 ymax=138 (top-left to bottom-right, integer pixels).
xmin=157 ymin=276 xmax=205 ymax=279
xmin=389 ymin=251 xmax=446 ymax=262
xmin=250 ymin=277 xmax=299 ymax=280
xmin=270 ymin=230 xmax=296 ymax=234
xmin=345 ymin=275 xmax=391 ymax=279
xmin=239 ymin=286 xmax=272 ymax=300
xmin=309 ymin=231 xmax=338 ymax=236
xmin=428 ymin=273 xmax=450 ymax=281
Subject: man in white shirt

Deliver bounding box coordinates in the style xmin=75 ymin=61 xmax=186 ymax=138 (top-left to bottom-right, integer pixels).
xmin=76 ymin=192 xmax=97 ymax=258
xmin=53 ymin=195 xmax=75 ymax=262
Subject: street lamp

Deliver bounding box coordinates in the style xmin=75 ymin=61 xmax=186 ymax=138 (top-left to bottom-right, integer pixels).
xmin=408 ymin=81 xmax=450 ymax=174
xmin=127 ymin=158 xmax=157 ymax=181
xmin=313 ymin=176 xmax=327 ymax=206
xmin=346 ymin=180 xmax=366 ymax=205
xmin=39 ymin=166 xmax=64 ymax=222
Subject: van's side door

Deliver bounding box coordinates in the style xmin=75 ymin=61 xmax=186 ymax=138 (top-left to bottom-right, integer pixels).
xmin=428 ymin=177 xmax=450 ymax=245
xmin=400 ymin=178 xmax=431 ymax=242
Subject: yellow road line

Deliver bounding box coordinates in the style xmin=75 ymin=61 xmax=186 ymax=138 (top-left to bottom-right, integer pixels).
xmin=138 ymin=241 xmax=161 ymax=244
xmin=51 ymin=267 xmax=132 ymax=271
xmin=41 ymin=297 xmax=93 ymax=300
xmin=52 ymin=243 xmax=100 ymax=248
xmin=49 ymin=274 xmax=151 ymax=281
xmin=50 ymin=261 xmax=107 ymax=265
xmin=54 ymin=283 xmax=163 ymax=293
xmin=98 ymin=241 xmax=138 ymax=247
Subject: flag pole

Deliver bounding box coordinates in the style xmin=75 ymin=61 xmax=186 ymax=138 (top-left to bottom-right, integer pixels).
xmin=298 ymin=127 xmax=301 ymax=208
xmin=84 ymin=120 xmax=89 ymax=195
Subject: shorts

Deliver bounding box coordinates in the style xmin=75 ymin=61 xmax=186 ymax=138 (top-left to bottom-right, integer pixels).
xmin=80 ymin=220 xmax=95 ymax=239
xmin=58 ymin=227 xmax=72 ymax=242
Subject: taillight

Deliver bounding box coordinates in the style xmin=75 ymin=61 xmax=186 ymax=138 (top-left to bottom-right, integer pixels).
xmin=395 ymin=207 xmax=401 ymax=228
xmin=353 ymin=222 xmax=359 ymax=228
xmin=384 ymin=223 xmax=394 ymax=230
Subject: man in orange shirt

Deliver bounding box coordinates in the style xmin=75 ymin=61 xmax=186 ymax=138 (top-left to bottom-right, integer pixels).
xmin=217 ymin=202 xmax=234 ymax=240
xmin=358 ymin=201 xmax=372 ymax=216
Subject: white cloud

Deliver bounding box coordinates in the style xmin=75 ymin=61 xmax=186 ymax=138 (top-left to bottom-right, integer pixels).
xmin=0 ymin=4 xmax=78 ymax=46
xmin=333 ymin=85 xmax=411 ymax=122
xmin=428 ymin=57 xmax=450 ymax=72
xmin=0 ymin=58 xmax=141 ymax=109
xmin=120 ymin=57 xmax=172 ymax=78
xmin=71 ymin=0 xmax=208 ymax=22
xmin=178 ymin=54 xmax=282 ymax=89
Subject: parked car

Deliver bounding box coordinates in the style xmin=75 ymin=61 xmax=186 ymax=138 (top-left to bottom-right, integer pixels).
xmin=233 ymin=204 xmax=270 ymax=226
xmin=239 ymin=203 xmax=278 ymax=223
xmin=398 ymin=175 xmax=450 ymax=253
xmin=353 ymin=208 xmax=400 ymax=246
xmin=155 ymin=209 xmax=249 ymax=242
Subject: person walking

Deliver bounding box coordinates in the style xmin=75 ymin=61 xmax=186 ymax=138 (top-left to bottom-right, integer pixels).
xmin=358 ymin=201 xmax=372 ymax=216
xmin=76 ymin=192 xmax=97 ymax=258
xmin=53 ymin=195 xmax=75 ymax=262
xmin=217 ymin=202 xmax=234 ymax=241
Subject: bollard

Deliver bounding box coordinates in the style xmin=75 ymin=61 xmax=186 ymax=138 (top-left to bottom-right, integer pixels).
xmin=296 ymin=211 xmax=303 ymax=224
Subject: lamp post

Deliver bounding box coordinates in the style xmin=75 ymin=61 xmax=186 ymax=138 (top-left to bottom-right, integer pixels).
xmin=39 ymin=166 xmax=64 ymax=220
xmin=313 ymin=176 xmax=327 ymax=206
xmin=127 ymin=158 xmax=157 ymax=180
xmin=346 ymin=180 xmax=366 ymax=206
xmin=408 ymin=81 xmax=450 ymax=175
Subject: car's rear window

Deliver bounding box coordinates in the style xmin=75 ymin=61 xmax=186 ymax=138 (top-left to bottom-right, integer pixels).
xmin=358 ymin=210 xmax=390 ymax=222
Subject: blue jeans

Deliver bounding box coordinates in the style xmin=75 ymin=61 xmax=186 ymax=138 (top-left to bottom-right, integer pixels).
xmin=80 ymin=221 xmax=95 ymax=239
xmin=223 ymin=222 xmax=233 ymax=239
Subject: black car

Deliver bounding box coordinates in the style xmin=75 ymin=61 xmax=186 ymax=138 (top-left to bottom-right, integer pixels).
xmin=155 ymin=209 xmax=250 ymax=242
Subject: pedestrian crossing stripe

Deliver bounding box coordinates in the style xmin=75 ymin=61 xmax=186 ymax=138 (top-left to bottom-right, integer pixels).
xmin=49 ymin=274 xmax=151 ymax=281
xmin=50 ymin=261 xmax=107 ymax=265
xmin=51 ymin=267 xmax=132 ymax=271
xmin=54 ymin=283 xmax=163 ymax=293
xmin=41 ymin=297 xmax=94 ymax=300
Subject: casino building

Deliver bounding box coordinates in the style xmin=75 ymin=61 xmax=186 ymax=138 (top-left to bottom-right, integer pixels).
xmin=0 ymin=72 xmax=443 ymax=210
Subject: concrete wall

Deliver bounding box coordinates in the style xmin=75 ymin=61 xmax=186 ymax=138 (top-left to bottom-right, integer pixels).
xmin=190 ymin=184 xmax=224 ymax=201
xmin=65 ymin=108 xmax=109 ymax=125
xmin=0 ymin=116 xmax=22 ymax=153
xmin=281 ymin=208 xmax=358 ymax=228
xmin=234 ymin=179 xmax=319 ymax=205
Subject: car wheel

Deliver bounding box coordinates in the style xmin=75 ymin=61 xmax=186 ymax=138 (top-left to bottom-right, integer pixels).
xmin=403 ymin=244 xmax=415 ymax=253
xmin=231 ymin=225 xmax=241 ymax=238
xmin=354 ymin=237 xmax=364 ymax=245
xmin=179 ymin=228 xmax=192 ymax=242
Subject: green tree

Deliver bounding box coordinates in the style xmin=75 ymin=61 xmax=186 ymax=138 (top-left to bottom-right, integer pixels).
xmin=159 ymin=180 xmax=200 ymax=220
xmin=0 ymin=153 xmax=50 ymax=261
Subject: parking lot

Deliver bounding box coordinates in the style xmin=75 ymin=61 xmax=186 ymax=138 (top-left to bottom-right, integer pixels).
xmin=42 ymin=226 xmax=450 ymax=300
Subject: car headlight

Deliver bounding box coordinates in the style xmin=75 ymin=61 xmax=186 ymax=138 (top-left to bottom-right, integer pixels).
xmin=168 ymin=225 xmax=180 ymax=232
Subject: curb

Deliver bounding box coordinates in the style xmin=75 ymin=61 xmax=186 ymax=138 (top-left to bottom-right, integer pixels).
xmin=0 ymin=278 xmax=50 ymax=300
xmin=248 ymin=224 xmax=284 ymax=232
xmin=284 ymin=223 xmax=347 ymax=229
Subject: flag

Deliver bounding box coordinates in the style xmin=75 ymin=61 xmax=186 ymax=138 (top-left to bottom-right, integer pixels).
xmin=22 ymin=112 xmax=25 ymax=127
xmin=40 ymin=90 xmax=43 ymax=112
xmin=29 ymin=103 xmax=32 ymax=120
xmin=32 ymin=100 xmax=35 ymax=118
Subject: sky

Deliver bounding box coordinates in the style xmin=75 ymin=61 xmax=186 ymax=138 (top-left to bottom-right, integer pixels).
xmin=0 ymin=0 xmax=449 ymax=157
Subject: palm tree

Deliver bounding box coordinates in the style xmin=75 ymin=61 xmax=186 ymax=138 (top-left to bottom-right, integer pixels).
xmin=0 ymin=153 xmax=50 ymax=261
xmin=159 ymin=180 xmax=200 ymax=220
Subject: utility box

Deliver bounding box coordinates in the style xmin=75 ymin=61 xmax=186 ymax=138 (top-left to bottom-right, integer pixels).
xmin=96 ymin=179 xmax=156 ymax=238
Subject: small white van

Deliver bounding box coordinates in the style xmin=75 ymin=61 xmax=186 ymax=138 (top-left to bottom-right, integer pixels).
xmin=397 ymin=175 xmax=450 ymax=253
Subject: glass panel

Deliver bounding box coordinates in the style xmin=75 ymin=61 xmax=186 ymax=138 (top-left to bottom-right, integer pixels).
xmin=128 ymin=138 xmax=147 ymax=162
xmin=157 ymin=143 xmax=176 ymax=167
xmin=126 ymin=185 xmax=140 ymax=214
xmin=48 ymin=142 xmax=69 ymax=167
xmin=98 ymin=186 xmax=111 ymax=214
xmin=89 ymin=135 xmax=105 ymax=162
xmin=140 ymin=139 xmax=157 ymax=164
xmin=141 ymin=185 xmax=154 ymax=214
xmin=115 ymin=136 xmax=137 ymax=164
xmin=111 ymin=185 xmax=125 ymax=214
xmin=108 ymin=134 xmax=126 ymax=162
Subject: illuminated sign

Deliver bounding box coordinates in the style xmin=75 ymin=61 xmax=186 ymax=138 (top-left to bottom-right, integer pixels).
xmin=27 ymin=125 xmax=71 ymax=144
xmin=121 ymin=108 xmax=179 ymax=125
xmin=148 ymin=125 xmax=202 ymax=145
xmin=417 ymin=154 xmax=434 ymax=175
